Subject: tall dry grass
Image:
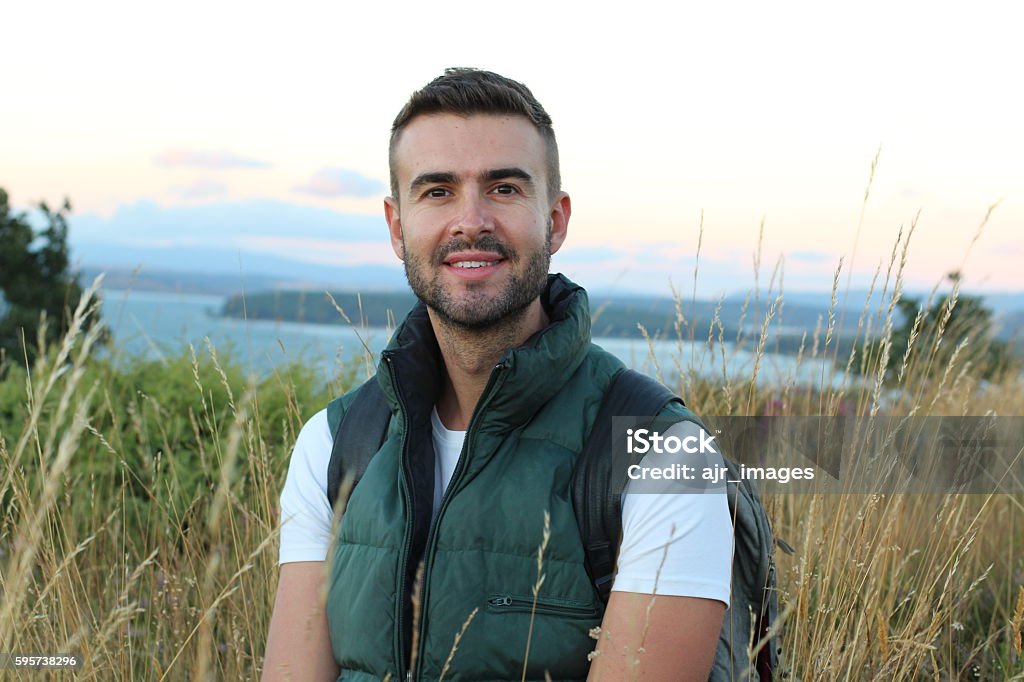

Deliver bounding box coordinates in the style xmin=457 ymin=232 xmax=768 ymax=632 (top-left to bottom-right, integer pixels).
xmin=1 ymin=214 xmax=1022 ymax=681
xmin=0 ymin=278 xmax=348 ymax=680
xmin=638 ymin=212 xmax=1024 ymax=680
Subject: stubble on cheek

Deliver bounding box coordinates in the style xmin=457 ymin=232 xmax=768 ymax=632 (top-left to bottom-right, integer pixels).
xmin=402 ymin=231 xmax=552 ymax=330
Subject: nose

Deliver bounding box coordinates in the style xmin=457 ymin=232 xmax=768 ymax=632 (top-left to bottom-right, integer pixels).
xmin=450 ymin=191 xmax=493 ymax=240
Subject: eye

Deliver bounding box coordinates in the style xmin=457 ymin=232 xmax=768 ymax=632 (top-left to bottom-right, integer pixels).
xmin=492 ymin=184 xmax=519 ymax=195
xmin=425 ymin=187 xmax=451 ymax=199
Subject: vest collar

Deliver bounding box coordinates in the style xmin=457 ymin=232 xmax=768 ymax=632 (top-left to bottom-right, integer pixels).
xmin=377 ymin=273 xmax=592 ymax=433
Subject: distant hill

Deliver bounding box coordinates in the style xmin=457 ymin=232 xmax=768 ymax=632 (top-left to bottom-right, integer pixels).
xmin=994 ymin=309 xmax=1024 ymax=343
xmin=77 ymin=260 xmax=405 ymax=296
xmin=219 ymin=288 xmax=862 ymax=355
xmin=80 ymin=266 xmax=290 ymax=295
xmin=75 ymin=261 xmax=1023 ymax=353
xmin=754 ymin=289 xmax=1024 ymax=315
xmin=219 ymin=285 xmax=1024 ymax=359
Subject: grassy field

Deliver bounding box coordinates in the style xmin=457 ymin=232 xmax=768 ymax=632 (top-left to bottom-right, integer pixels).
xmin=1 ymin=249 xmax=1023 ymax=681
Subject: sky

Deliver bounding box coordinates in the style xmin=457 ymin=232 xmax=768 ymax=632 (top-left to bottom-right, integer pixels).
xmin=2 ymin=0 xmax=1022 ymax=297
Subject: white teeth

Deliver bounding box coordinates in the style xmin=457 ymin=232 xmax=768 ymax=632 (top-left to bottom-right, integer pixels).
xmin=452 ymin=261 xmax=496 ymax=268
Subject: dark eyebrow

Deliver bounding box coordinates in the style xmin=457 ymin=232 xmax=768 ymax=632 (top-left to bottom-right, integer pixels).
xmin=407 ymin=168 xmax=536 ymax=197
xmin=409 ymin=171 xmax=457 ymax=196
xmin=483 ymin=167 xmax=535 ymax=188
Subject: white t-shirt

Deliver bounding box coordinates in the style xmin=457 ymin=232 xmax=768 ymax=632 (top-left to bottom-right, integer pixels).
xmin=279 ymin=409 xmax=732 ymax=606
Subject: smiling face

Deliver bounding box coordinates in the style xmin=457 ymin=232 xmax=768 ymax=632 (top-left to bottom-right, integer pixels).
xmin=385 ymin=113 xmax=570 ymax=330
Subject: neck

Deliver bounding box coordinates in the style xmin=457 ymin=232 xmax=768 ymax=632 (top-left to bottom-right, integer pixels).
xmin=431 ymin=299 xmax=548 ymax=430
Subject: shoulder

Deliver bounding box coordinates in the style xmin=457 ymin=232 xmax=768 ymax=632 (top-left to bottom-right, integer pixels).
xmin=582 ymin=342 xmax=627 ymax=379
xmin=563 ymin=342 xmax=628 ymax=406
xmin=518 ymin=344 xmax=624 ymax=451
xmin=325 ymin=376 xmax=378 ymax=436
xmin=291 ymin=408 xmax=334 ymax=474
xmin=279 ymin=407 xmax=333 ymax=519
xmin=657 ymin=400 xmax=706 ymax=427
xmin=278 ymin=408 xmax=335 ymax=565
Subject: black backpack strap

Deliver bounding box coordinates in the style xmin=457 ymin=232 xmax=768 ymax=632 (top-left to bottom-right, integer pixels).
xmin=326 ymin=376 xmax=391 ymax=509
xmin=572 ymin=368 xmax=683 ymax=602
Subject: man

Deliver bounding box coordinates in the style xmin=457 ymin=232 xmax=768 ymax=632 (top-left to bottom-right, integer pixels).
xmin=263 ymin=68 xmax=732 ymax=681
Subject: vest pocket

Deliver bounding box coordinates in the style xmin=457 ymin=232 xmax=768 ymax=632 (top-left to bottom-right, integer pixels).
xmin=487 ymin=593 xmax=599 ymax=618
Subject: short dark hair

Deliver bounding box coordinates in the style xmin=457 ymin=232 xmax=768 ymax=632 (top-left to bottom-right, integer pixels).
xmin=389 ymin=68 xmax=560 ymax=203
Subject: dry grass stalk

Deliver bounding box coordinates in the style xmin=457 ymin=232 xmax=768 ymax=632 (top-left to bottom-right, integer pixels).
xmin=521 ymin=510 xmax=551 ymax=682
xmin=1011 ymin=585 xmax=1024 ymax=657
xmin=406 ymin=560 xmax=426 ymax=679
xmin=438 ymin=607 xmax=479 ymax=682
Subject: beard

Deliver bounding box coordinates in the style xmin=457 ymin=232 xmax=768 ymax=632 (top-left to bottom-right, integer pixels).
xmin=403 ymin=230 xmax=551 ymax=331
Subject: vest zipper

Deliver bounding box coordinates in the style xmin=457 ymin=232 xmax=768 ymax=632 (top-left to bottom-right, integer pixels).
xmin=486 ymin=594 xmax=599 ymax=618
xmin=385 ymin=352 xmax=416 ymax=682
xmin=409 ymin=357 xmax=511 ymax=681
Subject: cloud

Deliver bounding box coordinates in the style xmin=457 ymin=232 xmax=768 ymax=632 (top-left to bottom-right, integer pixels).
xmin=240 ymin=236 xmax=395 ymax=265
xmin=788 ymin=249 xmax=832 ymax=263
xmin=71 ymin=198 xmax=388 ymax=245
xmin=154 ymin=148 xmax=271 ymax=169
xmin=170 ymin=178 xmax=227 ymax=200
xmin=293 ymin=168 xmax=386 ymax=199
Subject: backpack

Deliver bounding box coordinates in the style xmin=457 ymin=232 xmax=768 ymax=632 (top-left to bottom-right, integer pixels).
xmin=325 ymin=369 xmax=782 ymax=681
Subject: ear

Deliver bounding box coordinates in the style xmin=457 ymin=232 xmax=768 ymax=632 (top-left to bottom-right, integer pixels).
xmin=384 ymin=196 xmax=404 ymax=261
xmin=547 ymin=191 xmax=571 ymax=255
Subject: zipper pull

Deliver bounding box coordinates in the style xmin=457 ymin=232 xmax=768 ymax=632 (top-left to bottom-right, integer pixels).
xmin=488 ymin=595 xmax=513 ymax=606
xmin=405 ymin=672 xmax=413 ymax=682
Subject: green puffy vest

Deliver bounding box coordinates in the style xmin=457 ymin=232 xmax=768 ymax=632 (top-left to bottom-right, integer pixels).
xmin=326 ymin=275 xmax=627 ymax=682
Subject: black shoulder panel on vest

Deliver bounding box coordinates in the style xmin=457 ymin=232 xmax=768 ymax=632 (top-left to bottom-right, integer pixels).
xmin=326 ymin=376 xmax=390 ymax=509
xmin=571 ymin=368 xmax=683 ymax=603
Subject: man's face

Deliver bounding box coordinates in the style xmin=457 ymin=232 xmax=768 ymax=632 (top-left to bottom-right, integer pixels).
xmin=385 ymin=114 xmax=570 ymax=330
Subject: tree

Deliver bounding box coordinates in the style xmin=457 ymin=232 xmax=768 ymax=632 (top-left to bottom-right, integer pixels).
xmin=870 ymin=272 xmax=1016 ymax=384
xmin=0 ymin=187 xmax=101 ymax=365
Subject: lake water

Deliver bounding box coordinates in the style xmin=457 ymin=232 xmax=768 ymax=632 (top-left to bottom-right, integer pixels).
xmin=98 ymin=289 xmax=846 ymax=389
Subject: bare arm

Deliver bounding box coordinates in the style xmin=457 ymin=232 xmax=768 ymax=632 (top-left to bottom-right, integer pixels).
xmin=261 ymin=561 xmax=338 ymax=682
xmin=586 ymin=591 xmax=724 ymax=682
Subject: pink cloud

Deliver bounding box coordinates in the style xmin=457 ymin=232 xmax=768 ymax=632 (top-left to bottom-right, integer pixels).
xmin=293 ymin=168 xmax=386 ymax=198
xmin=170 ymin=178 xmax=227 ymax=200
